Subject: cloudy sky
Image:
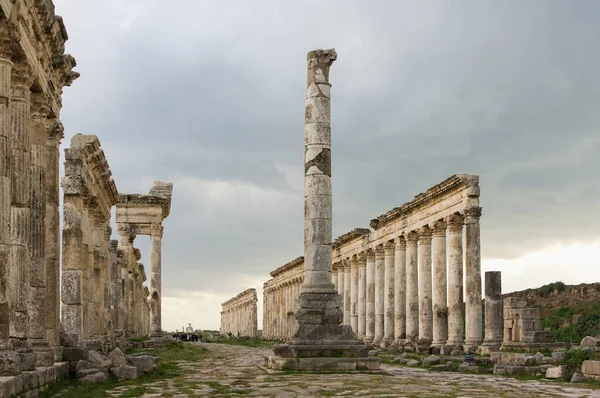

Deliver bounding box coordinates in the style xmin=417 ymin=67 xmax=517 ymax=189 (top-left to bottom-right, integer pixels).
xmin=52 ymin=0 xmax=600 ymax=331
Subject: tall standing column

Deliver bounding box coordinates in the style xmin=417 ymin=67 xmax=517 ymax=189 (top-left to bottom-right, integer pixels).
xmin=0 ymin=44 xmax=11 ymax=348
xmin=357 ymin=252 xmax=367 ymax=339
xmin=464 ymin=207 xmax=483 ymax=348
xmin=337 ymin=265 xmax=344 ymax=317
xmin=446 ymin=214 xmax=464 ymax=346
xmin=9 ymin=62 xmax=35 ymax=368
xmin=343 ymin=260 xmax=351 ymax=326
xmin=405 ymin=232 xmax=419 ymax=342
xmin=301 ymin=48 xmax=336 ymax=295
xmin=332 ymin=264 xmax=338 ymax=292
xmin=373 ymin=246 xmax=385 ymax=346
xmin=382 ymin=242 xmax=395 ymax=348
xmin=45 ymin=121 xmax=63 ymax=347
xmin=418 ymin=226 xmax=433 ymax=344
xmin=350 ymin=257 xmax=359 ymax=334
xmin=394 ymin=237 xmax=406 ymax=344
xmin=481 ymin=271 xmax=502 ymax=353
xmin=150 ymin=223 xmax=163 ymax=341
xmin=431 ymin=220 xmax=448 ymax=347
xmin=365 ymin=249 xmax=375 ymax=344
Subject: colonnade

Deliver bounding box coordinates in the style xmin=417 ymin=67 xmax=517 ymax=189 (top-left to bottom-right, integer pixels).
xmin=220 ymin=289 xmax=258 ymax=337
xmin=262 ymin=257 xmax=304 ymax=340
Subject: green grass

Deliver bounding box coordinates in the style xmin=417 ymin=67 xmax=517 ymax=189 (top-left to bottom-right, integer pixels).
xmin=38 ymin=340 xmax=208 ymax=398
xmin=541 ymin=301 xmax=600 ymax=343
xmin=205 ymin=336 xmax=277 ymax=348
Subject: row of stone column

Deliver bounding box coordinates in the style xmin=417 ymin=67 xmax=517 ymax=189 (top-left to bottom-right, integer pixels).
xmin=220 ymin=289 xmax=258 ymax=337
xmin=332 ymin=210 xmax=486 ymax=350
xmin=263 ymin=277 xmax=303 ymax=340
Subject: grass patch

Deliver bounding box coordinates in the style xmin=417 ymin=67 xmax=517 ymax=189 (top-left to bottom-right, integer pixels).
xmin=203 ymin=381 xmax=251 ymax=395
xmin=39 ymin=340 xmax=208 ymax=398
xmin=541 ymin=301 xmax=600 ymax=343
xmin=129 ymin=335 xmax=150 ymax=343
xmin=206 ymin=336 xmax=277 ymax=349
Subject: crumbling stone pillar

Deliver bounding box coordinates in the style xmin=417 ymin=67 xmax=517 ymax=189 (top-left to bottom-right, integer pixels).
xmin=481 ymin=271 xmax=502 ymax=353
xmin=337 ymin=262 xmax=344 ymax=308
xmin=331 ymin=264 xmax=338 ymax=292
xmin=382 ymin=242 xmax=395 ymax=348
xmin=365 ymin=249 xmax=375 ymax=344
xmin=374 ymin=246 xmax=385 ymax=346
xmin=446 ymin=214 xmax=464 ymax=346
xmin=150 ymin=223 xmax=163 ymax=339
xmin=405 ymin=231 xmax=419 ymax=342
xmin=108 ymin=240 xmax=120 ymax=332
xmin=431 ymin=220 xmax=448 ymax=347
xmin=117 ymin=226 xmax=135 ymax=338
xmin=394 ymin=236 xmax=406 ymax=344
xmin=357 ymin=253 xmax=367 ymax=340
xmin=464 ymin=207 xmax=483 ymax=348
xmin=418 ymin=226 xmax=433 ymax=345
xmin=350 ymin=257 xmax=359 ymax=334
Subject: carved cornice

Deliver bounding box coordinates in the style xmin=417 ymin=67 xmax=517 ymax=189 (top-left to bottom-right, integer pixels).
xmin=270 ymin=256 xmax=304 ymax=277
xmin=332 ymin=228 xmax=370 ymax=249
xmin=370 ymin=174 xmax=479 ymax=231
xmin=221 ymin=288 xmax=258 ymax=308
xmin=150 ymin=223 xmax=163 ymax=238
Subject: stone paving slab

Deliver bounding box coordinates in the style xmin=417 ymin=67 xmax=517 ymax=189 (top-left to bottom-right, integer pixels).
xmin=105 ymin=343 xmax=600 ymax=397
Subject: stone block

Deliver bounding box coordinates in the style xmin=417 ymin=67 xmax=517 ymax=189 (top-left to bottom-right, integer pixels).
xmin=552 ymin=349 xmax=566 ymax=363
xmin=62 ymin=347 xmax=88 ymax=362
xmin=582 ymin=360 xmax=600 ymax=380
xmin=55 ymin=362 xmax=69 ymax=378
xmin=0 ymin=376 xmax=17 ymax=398
xmin=81 ymin=372 xmax=107 ymax=384
xmin=17 ymin=351 xmax=36 ymax=372
xmin=75 ymin=360 xmax=107 ymax=378
xmin=110 ymin=365 xmax=140 ymax=380
xmin=0 ymin=351 xmax=21 ymax=376
xmin=440 ymin=345 xmax=453 ymax=356
xmin=88 ymin=350 xmax=106 ymax=366
xmin=19 ymin=371 xmax=38 ymax=391
xmin=580 ymin=336 xmax=600 ymax=350
xmin=497 ymin=352 xmax=536 ymax=366
xmin=571 ymin=372 xmax=590 ymax=383
xmin=267 ymin=356 xmax=380 ymax=371
xmin=33 ymin=347 xmax=55 ymax=367
xmin=422 ymin=355 xmax=440 ymax=367
xmin=406 ymin=359 xmax=419 ymax=366
xmin=546 ymin=365 xmax=567 ymax=379
xmin=126 ymin=355 xmax=156 ymax=373
xmin=108 ymin=348 xmax=127 ymax=368
xmin=450 ymin=350 xmax=463 ymax=356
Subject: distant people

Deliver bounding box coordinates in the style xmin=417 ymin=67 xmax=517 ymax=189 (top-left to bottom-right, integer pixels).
xmin=198 ymin=333 xmax=203 ymax=342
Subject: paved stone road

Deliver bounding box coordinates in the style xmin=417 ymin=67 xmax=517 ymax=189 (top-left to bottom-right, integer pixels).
xmin=113 ymin=343 xmax=600 ymax=397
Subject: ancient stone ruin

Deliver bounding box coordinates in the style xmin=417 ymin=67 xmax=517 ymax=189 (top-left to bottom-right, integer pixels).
xmin=0 ymin=3 xmax=173 ymax=395
xmin=220 ymin=289 xmax=258 ymax=338
xmin=502 ymin=297 xmax=555 ymax=351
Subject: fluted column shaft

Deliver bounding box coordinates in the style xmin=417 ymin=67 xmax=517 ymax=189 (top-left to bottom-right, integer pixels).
xmin=431 ymin=221 xmax=448 ymax=347
xmin=337 ymin=266 xmax=344 ymax=315
xmin=405 ymin=232 xmax=419 ymax=341
xmin=0 ymin=53 xmax=11 ymax=347
xmin=343 ymin=261 xmax=351 ymax=326
xmin=464 ymin=207 xmax=483 ymax=347
xmin=150 ymin=224 xmax=163 ymax=338
xmin=350 ymin=258 xmax=359 ymax=333
xmin=357 ymin=253 xmax=367 ymax=339
xmin=446 ymin=214 xmax=464 ymax=346
xmin=302 ymin=49 xmax=336 ymax=294
xmin=394 ymin=237 xmax=406 ymax=343
xmin=383 ymin=242 xmax=395 ymax=347
xmin=373 ymin=246 xmax=385 ymax=346
xmin=332 ymin=268 xmax=338 ymax=292
xmin=418 ymin=227 xmax=433 ymax=343
xmin=365 ymin=250 xmax=375 ymax=344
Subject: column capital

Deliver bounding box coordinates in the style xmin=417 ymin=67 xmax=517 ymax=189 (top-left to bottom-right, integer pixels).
xmin=30 ymin=91 xmax=52 ymax=120
xmin=47 ymin=120 xmax=65 ymax=143
xmin=405 ymin=231 xmax=419 ymax=246
xmin=418 ymin=226 xmax=433 ymax=244
xmin=395 ymin=235 xmax=406 ymax=250
xmin=11 ymin=61 xmax=34 ymax=98
xmin=307 ymin=48 xmax=337 ymax=86
xmin=431 ymin=220 xmax=447 ymax=237
xmin=446 ymin=213 xmax=464 ymax=233
xmin=342 ymin=258 xmax=352 ymax=271
xmin=0 ymin=19 xmax=17 ymax=60
xmin=384 ymin=241 xmax=395 ymax=256
xmin=374 ymin=245 xmax=385 ymax=260
xmin=366 ymin=248 xmax=375 ymax=260
xmin=357 ymin=251 xmax=367 ymax=263
xmin=150 ymin=223 xmax=164 ymax=238
xmin=464 ymin=207 xmax=482 ymax=224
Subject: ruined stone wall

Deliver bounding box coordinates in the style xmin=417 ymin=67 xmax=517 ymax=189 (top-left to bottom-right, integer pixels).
xmin=221 ymin=289 xmax=258 ymax=338
xmin=262 ymin=174 xmax=492 ymax=352
xmin=262 ymin=257 xmax=304 ymax=340
xmin=0 ymin=0 xmax=77 ymax=378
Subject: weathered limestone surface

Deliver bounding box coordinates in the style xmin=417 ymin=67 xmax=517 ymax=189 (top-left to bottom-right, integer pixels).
xmin=431 ymin=220 xmax=448 ymax=347
xmin=221 ymin=289 xmax=258 ymax=337
xmin=373 ymin=246 xmax=385 ymax=346
xmin=480 ymin=271 xmax=502 ymax=353
xmin=502 ymin=297 xmax=554 ymax=352
xmin=417 ymin=226 xmax=433 ymax=345
xmin=350 ymin=257 xmax=359 ymax=334
xmin=382 ymin=242 xmax=395 ymax=348
xmin=393 ymin=237 xmax=406 ymax=344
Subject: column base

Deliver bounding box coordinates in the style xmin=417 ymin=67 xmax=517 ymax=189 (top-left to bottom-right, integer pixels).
xmin=29 ymin=339 xmax=54 ymax=367
xmin=380 ymin=338 xmax=393 ymax=349
xmin=478 ymin=341 xmax=501 ymax=355
xmin=0 ymin=349 xmax=21 ymax=376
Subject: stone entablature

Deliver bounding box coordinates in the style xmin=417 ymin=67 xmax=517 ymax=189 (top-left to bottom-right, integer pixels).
xmin=263 ymin=257 xmax=304 ymax=341
xmin=220 ymin=288 xmax=258 ymax=338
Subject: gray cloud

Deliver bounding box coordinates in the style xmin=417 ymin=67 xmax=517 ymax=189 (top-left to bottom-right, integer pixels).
xmin=53 ymin=0 xmax=600 ymax=329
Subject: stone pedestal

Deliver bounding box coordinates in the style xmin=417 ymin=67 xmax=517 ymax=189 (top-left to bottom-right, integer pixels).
xmin=268 ymin=48 xmax=378 ymax=371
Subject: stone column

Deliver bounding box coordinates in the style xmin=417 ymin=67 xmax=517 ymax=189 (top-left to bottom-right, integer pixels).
xmin=117 ymin=226 xmax=135 ymax=337
xmin=8 ymin=62 xmax=34 ymax=368
xmin=431 ymin=220 xmax=448 ymax=347
xmin=0 ymin=44 xmax=11 ymax=349
xmin=357 ymin=253 xmax=367 ymax=339
xmin=27 ymin=92 xmax=54 ymax=366
xmin=405 ymin=231 xmax=419 ymax=342
xmin=344 ymin=260 xmax=351 ymax=326
xmin=0 ymin=41 xmax=11 ymax=349
xmin=337 ymin=264 xmax=344 ymax=314
xmin=150 ymin=223 xmax=163 ymax=341
xmin=332 ymin=264 xmax=338 ymax=292
xmin=373 ymin=246 xmax=385 ymax=346
xmin=350 ymin=257 xmax=359 ymax=334
xmin=418 ymin=227 xmax=433 ymax=344
xmin=382 ymin=242 xmax=395 ymax=348
xmin=394 ymin=237 xmax=406 ymax=344
xmin=108 ymin=240 xmax=120 ymax=332
xmin=365 ymin=249 xmax=375 ymax=344
xmin=481 ymin=271 xmax=502 ymax=352
xmin=464 ymin=207 xmax=483 ymax=348
xmin=301 ymin=49 xmax=336 ymax=295
xmin=446 ymin=214 xmax=464 ymax=346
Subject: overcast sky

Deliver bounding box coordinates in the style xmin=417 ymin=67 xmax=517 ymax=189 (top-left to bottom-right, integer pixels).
xmin=53 ymin=0 xmax=600 ymax=331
